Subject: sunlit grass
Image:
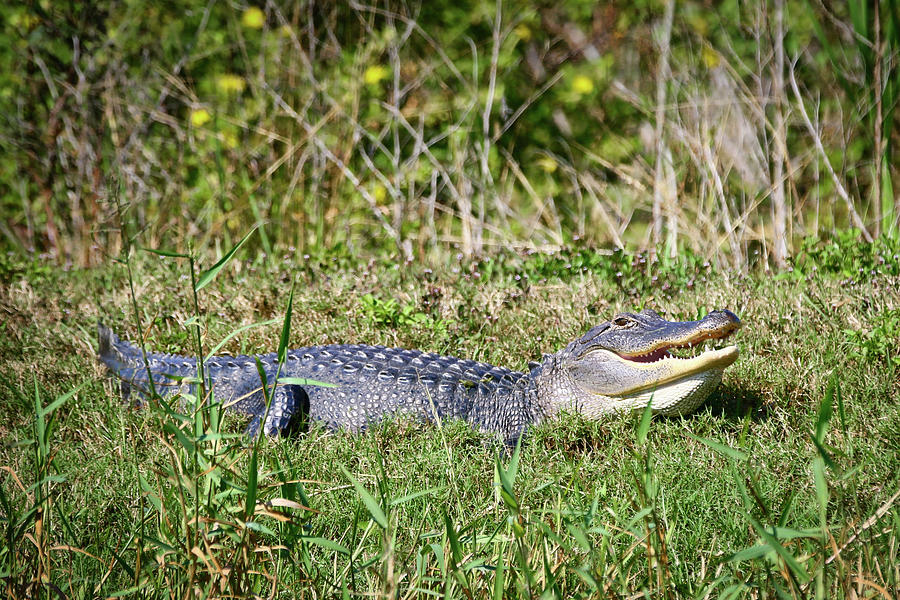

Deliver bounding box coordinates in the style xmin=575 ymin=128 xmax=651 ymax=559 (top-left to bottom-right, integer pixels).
xmin=1 ymin=244 xmax=898 ymax=598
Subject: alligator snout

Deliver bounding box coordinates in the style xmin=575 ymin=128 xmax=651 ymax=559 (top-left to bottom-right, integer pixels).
xmin=699 ymin=310 xmax=741 ymax=336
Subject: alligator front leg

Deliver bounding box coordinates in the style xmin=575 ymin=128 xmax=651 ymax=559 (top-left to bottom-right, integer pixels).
xmin=243 ymin=383 xmax=309 ymax=438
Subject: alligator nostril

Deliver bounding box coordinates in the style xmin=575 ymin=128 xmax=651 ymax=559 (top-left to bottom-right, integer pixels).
xmin=722 ymin=309 xmax=741 ymax=324
xmin=706 ymin=309 xmax=740 ymax=323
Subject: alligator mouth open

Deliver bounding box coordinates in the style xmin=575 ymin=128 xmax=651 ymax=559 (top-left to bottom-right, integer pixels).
xmin=615 ymin=325 xmax=741 ymax=365
xmin=602 ymin=332 xmax=740 ymax=419
xmin=567 ymin=309 xmax=743 ymax=413
xmin=611 ymin=343 xmax=739 ymax=378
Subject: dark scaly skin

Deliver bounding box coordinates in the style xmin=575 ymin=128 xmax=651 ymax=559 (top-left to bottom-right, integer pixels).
xmin=98 ymin=309 xmax=741 ymax=444
xmin=98 ymin=326 xmax=542 ymax=445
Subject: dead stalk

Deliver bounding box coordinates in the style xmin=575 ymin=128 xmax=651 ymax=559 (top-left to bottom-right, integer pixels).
xmin=652 ymin=0 xmax=675 ymax=251
xmin=771 ymin=0 xmax=789 ymax=267
xmin=265 ymin=84 xmax=400 ymax=244
xmin=873 ymin=1 xmax=883 ymax=237
xmin=787 ymin=60 xmax=873 ymax=242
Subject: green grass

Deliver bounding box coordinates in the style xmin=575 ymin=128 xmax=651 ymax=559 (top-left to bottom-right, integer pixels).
xmin=1 ymin=247 xmax=898 ymax=598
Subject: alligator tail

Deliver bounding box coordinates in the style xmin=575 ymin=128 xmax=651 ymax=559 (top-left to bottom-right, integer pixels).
xmin=97 ymin=323 xmax=121 ymax=366
xmin=98 ymin=323 xmax=133 ymax=374
xmin=97 ymin=323 xmax=197 ymax=397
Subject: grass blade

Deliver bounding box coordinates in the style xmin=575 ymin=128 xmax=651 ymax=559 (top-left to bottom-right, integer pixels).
xmin=748 ymin=516 xmax=810 ymax=583
xmin=40 ymin=382 xmax=85 ymax=420
xmin=141 ymin=247 xmax=190 ymax=259
xmin=505 ymin=437 xmax=521 ymax=484
xmin=32 ymin=376 xmax=44 ymax=450
xmin=728 ymin=544 xmax=772 ymax=562
xmin=204 ymin=318 xmax=279 ymax=360
xmin=194 ymin=226 xmax=258 ymax=291
xmin=847 ymin=0 xmax=872 ymax=67
xmin=809 ymin=433 xmax=837 ymax=470
xmin=278 ymin=281 xmax=295 ymax=364
xmin=731 ymin=466 xmax=810 ymax=583
xmin=301 ymin=536 xmax=350 ymax=555
xmin=816 ymin=379 xmax=834 ymax=444
xmin=389 ymin=487 xmax=444 ymax=507
xmin=811 ymin=456 xmax=829 ymax=525
xmin=245 ymin=445 xmax=259 ymax=521
xmin=882 ymin=157 xmax=896 ymax=240
xmin=245 ymin=520 xmax=276 ymax=536
xmin=636 ymin=400 xmax=653 ymax=446
xmin=277 ymin=377 xmax=337 ymax=388
xmin=341 ymin=466 xmax=388 ymax=529
xmin=831 ymin=374 xmax=847 ymax=435
xmin=492 ymin=550 xmax=505 ymax=600
xmin=687 ymin=433 xmax=749 ymax=462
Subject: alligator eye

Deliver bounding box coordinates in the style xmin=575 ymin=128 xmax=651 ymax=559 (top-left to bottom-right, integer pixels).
xmin=613 ymin=317 xmax=633 ymax=327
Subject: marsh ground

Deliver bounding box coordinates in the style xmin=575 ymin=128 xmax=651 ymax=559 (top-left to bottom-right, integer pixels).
xmin=1 ymin=246 xmax=898 ymax=598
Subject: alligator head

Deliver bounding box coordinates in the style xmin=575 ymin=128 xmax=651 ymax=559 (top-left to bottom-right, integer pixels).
xmin=537 ymin=309 xmax=741 ymax=418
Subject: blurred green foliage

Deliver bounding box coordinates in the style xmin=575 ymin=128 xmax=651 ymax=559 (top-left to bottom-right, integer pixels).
xmin=0 ymin=1 xmax=896 ymax=265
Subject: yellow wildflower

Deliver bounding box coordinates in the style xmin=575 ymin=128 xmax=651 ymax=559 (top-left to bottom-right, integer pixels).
xmin=572 ymin=75 xmax=594 ymax=95
xmin=217 ymin=74 xmax=246 ymax=94
xmin=702 ymin=46 xmax=720 ymax=69
xmin=190 ymin=108 xmax=212 ymax=127
xmin=241 ymin=6 xmax=265 ymax=29
xmin=536 ymin=156 xmax=557 ymax=173
xmin=373 ymin=184 xmax=387 ymax=204
xmin=223 ymin=131 xmax=239 ymax=149
xmin=363 ymin=65 xmax=389 ymax=86
xmin=10 ymin=11 xmax=39 ymax=32
xmin=514 ymin=24 xmax=531 ymax=41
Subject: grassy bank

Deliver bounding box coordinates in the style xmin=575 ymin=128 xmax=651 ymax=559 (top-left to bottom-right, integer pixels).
xmin=1 ymin=241 xmax=898 ymax=598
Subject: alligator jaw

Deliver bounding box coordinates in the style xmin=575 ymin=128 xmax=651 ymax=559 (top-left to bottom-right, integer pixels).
xmin=562 ymin=344 xmax=739 ymax=416
xmin=614 ymin=318 xmax=741 ymax=362
xmin=603 ymin=310 xmax=740 ymax=396
xmin=553 ymin=309 xmax=743 ymax=417
xmin=600 ymin=344 xmax=739 ymax=395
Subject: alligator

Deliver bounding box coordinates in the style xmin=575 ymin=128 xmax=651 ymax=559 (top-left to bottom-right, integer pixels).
xmin=97 ymin=309 xmax=741 ymax=445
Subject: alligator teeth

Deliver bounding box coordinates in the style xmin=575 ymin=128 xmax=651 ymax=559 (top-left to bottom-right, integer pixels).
xmin=620 ymin=339 xmax=722 ymax=363
xmin=643 ymin=340 xmax=710 ymax=361
xmin=623 ymin=348 xmax=671 ymax=363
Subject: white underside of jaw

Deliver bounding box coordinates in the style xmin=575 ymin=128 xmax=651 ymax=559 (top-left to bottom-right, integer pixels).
xmin=539 ymin=344 xmax=738 ymax=420
xmin=611 ymin=368 xmax=725 ymax=415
